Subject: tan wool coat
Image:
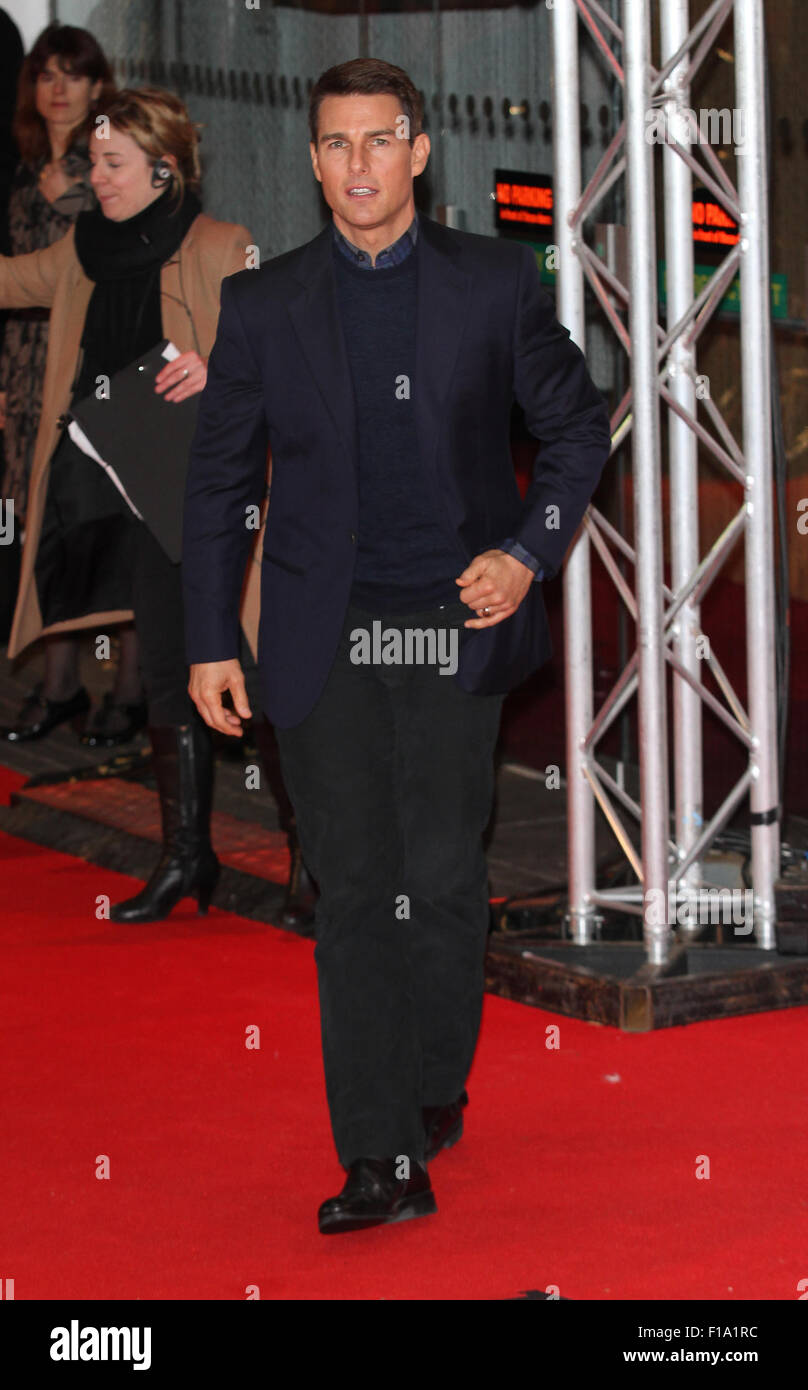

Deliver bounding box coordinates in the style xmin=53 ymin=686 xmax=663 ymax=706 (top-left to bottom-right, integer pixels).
xmin=0 ymin=212 xmax=265 ymax=662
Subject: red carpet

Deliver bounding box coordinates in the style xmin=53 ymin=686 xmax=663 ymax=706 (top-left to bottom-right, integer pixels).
xmin=1 ymin=800 xmax=805 ymax=1301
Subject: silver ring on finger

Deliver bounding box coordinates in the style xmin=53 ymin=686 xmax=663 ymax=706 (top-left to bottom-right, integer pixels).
xmin=182 ymin=367 xmax=190 ymax=378
xmin=483 ymin=607 xmax=491 ymax=616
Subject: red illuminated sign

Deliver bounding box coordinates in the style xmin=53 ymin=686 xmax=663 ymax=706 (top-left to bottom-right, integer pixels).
xmin=691 ymin=192 xmax=740 ymax=248
xmin=495 ymin=169 xmax=554 ymax=235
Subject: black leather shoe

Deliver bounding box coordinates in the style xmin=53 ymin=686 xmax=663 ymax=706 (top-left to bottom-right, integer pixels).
xmin=79 ymin=692 xmax=148 ymax=747
xmin=1 ymin=682 xmax=90 ymax=742
xmin=318 ymin=1157 xmax=437 ymax=1234
xmin=423 ymin=1089 xmax=469 ymax=1162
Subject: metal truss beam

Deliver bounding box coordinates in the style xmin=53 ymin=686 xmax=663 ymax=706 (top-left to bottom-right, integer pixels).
xmin=554 ymin=0 xmax=781 ymax=955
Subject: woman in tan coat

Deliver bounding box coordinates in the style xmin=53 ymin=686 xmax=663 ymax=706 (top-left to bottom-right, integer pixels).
xmin=0 ymin=87 xmax=263 ymax=921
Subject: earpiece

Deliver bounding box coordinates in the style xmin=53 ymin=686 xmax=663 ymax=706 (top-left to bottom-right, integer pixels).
xmin=151 ymin=159 xmax=172 ymax=188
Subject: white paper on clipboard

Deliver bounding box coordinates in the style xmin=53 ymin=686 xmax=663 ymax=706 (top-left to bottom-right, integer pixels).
xmin=67 ymin=418 xmax=144 ymax=519
xmin=66 ymin=341 xmax=182 ymax=521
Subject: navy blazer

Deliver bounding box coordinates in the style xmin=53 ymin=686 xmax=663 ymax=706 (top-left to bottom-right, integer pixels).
xmin=182 ymin=213 xmax=612 ymax=729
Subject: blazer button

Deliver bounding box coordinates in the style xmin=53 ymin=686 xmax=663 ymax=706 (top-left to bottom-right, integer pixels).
xmin=349 ymin=530 xmax=356 ymax=544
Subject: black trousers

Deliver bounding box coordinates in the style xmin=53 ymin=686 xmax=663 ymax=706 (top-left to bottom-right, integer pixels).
xmin=275 ymin=600 xmax=504 ymax=1168
xmin=131 ymin=522 xmax=196 ymax=726
xmin=131 ymin=522 xmax=262 ymax=726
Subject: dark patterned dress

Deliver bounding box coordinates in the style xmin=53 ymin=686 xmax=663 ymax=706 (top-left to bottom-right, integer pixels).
xmin=0 ymin=146 xmax=95 ymax=516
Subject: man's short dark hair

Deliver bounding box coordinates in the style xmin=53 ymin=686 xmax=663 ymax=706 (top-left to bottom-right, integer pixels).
xmin=309 ymin=57 xmax=424 ymax=146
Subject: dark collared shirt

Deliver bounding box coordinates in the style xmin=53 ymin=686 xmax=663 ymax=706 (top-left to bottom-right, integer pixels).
xmin=331 ymin=212 xmax=543 ymax=583
xmin=332 ymin=214 xmax=418 ymax=269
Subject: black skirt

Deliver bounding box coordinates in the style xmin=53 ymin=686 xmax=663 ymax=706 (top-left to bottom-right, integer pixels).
xmin=34 ymin=423 xmax=138 ymax=627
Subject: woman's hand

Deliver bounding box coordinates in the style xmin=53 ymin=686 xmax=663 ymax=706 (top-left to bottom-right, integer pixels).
xmin=154 ymin=351 xmax=207 ymax=404
xmin=37 ymin=161 xmax=72 ymax=204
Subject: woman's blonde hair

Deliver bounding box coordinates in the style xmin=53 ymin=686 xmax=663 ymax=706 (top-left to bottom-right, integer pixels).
xmin=102 ymin=86 xmax=202 ymax=203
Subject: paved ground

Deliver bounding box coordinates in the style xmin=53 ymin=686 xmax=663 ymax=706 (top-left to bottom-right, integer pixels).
xmin=1 ymin=635 xmax=617 ymax=900
xmin=6 ymin=638 xmax=807 ymax=1031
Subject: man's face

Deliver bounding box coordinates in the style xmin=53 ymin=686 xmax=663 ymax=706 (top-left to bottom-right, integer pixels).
xmin=310 ymin=92 xmax=429 ymax=238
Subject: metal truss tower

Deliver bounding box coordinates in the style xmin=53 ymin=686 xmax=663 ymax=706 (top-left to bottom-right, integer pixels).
xmin=553 ymin=0 xmax=779 ymax=960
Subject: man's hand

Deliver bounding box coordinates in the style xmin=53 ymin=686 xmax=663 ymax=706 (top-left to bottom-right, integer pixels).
xmin=189 ymin=659 xmax=251 ymax=736
xmin=456 ymin=549 xmax=535 ymax=628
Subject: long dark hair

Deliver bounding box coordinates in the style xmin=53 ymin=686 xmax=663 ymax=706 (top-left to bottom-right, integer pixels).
xmin=13 ymin=24 xmax=116 ymax=165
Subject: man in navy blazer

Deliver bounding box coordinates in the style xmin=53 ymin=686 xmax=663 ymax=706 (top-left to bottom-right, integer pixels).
xmin=183 ymin=58 xmax=611 ymax=1234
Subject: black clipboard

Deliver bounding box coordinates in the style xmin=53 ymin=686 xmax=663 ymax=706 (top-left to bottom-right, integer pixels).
xmin=65 ymin=339 xmax=198 ymax=563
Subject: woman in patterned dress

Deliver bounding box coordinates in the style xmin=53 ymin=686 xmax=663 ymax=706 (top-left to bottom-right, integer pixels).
xmin=0 ymin=24 xmax=146 ymax=746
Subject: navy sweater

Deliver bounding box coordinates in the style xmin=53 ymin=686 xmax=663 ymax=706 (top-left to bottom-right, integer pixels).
xmin=333 ymin=242 xmax=466 ymax=613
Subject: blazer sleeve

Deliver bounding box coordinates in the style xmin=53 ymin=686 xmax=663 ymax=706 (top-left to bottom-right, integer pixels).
xmin=510 ymin=243 xmax=612 ymax=579
xmin=0 ymin=228 xmax=74 ymax=309
xmin=182 ymin=272 xmax=269 ymax=664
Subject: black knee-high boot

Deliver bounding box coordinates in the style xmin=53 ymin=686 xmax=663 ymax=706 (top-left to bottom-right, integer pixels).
xmin=110 ymin=720 xmax=219 ymax=923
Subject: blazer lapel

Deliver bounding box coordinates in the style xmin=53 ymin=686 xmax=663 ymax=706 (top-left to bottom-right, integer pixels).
xmin=413 ymin=217 xmax=471 ymax=492
xmin=288 ymin=225 xmax=358 ymax=474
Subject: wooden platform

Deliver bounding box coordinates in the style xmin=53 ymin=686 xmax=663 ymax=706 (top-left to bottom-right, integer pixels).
xmin=485 ymin=935 xmax=808 ymax=1031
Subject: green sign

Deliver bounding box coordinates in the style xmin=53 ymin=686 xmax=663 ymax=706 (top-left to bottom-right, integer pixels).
xmin=528 ymin=242 xmax=558 ymax=286
xmin=520 ymin=245 xmax=787 ymax=320
xmin=658 ymin=260 xmax=788 ymax=320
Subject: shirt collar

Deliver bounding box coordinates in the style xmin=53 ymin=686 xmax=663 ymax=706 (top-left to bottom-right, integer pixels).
xmin=332 ymin=213 xmax=418 ymax=269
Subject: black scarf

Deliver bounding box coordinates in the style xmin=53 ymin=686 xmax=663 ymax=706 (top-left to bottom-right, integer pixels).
xmin=72 ymin=185 xmax=202 ymax=394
